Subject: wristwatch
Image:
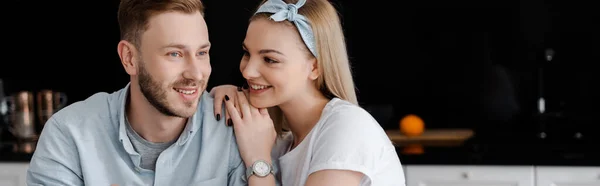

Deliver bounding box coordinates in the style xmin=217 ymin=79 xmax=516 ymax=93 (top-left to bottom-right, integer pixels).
xmin=244 ymin=160 xmax=274 ymax=181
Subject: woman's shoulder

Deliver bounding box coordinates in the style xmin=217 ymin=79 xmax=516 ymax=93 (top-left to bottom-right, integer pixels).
xmin=321 ymin=98 xmax=379 ymax=128
xmin=315 ymin=98 xmax=389 ymax=141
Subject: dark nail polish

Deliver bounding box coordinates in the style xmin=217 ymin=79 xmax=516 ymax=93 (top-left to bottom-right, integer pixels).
xmin=237 ymin=86 xmax=242 ymax=91
xmin=225 ymin=95 xmax=230 ymax=101
xmin=227 ymin=119 xmax=232 ymax=126
xmin=242 ymin=83 xmax=249 ymax=90
xmin=216 ymin=114 xmax=221 ymax=121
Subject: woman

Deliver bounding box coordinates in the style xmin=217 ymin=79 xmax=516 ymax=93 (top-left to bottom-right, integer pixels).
xmin=212 ymin=0 xmax=406 ymax=185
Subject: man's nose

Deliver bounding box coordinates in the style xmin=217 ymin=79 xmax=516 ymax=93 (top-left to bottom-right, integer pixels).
xmin=182 ymin=58 xmax=210 ymax=82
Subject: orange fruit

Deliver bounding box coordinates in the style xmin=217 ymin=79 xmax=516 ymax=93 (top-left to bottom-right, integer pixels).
xmin=399 ymin=114 xmax=425 ymax=136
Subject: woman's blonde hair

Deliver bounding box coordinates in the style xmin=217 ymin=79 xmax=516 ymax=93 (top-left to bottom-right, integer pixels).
xmin=251 ymin=0 xmax=357 ymax=135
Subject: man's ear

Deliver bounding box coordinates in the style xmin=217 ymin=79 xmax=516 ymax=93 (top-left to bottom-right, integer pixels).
xmin=308 ymin=58 xmax=319 ymax=80
xmin=117 ymin=40 xmax=138 ymax=75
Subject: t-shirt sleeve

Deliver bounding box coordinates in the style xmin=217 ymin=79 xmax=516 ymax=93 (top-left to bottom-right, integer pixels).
xmin=307 ymin=105 xmax=394 ymax=183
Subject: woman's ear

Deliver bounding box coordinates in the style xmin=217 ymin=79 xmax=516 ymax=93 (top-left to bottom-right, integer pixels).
xmin=308 ymin=58 xmax=319 ymax=80
xmin=117 ymin=40 xmax=138 ymax=75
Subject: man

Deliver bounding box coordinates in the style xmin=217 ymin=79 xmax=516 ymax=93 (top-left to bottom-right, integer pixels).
xmin=26 ymin=0 xmax=277 ymax=185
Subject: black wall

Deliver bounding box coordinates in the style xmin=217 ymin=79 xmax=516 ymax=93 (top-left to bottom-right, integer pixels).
xmin=2 ymin=0 xmax=599 ymax=141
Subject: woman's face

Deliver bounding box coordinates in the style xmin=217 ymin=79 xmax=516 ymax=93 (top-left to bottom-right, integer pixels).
xmin=240 ymin=18 xmax=318 ymax=108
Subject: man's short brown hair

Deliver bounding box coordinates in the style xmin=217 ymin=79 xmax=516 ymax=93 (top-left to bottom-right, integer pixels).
xmin=117 ymin=0 xmax=205 ymax=48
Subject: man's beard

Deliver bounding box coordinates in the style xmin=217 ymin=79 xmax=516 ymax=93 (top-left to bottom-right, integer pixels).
xmin=138 ymin=61 xmax=205 ymax=118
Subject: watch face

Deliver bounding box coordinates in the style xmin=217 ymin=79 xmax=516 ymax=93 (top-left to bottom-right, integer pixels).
xmin=254 ymin=161 xmax=270 ymax=177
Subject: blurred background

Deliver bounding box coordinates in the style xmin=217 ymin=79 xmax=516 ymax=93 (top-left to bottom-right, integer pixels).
xmin=1 ymin=0 xmax=599 ymax=185
xmin=2 ymin=0 xmax=598 ymax=143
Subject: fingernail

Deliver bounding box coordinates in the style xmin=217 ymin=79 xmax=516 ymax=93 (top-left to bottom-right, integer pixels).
xmin=227 ymin=119 xmax=232 ymax=126
xmin=216 ymin=114 xmax=221 ymax=121
xmin=237 ymin=86 xmax=242 ymax=91
xmin=225 ymin=95 xmax=230 ymax=101
xmin=242 ymin=83 xmax=249 ymax=90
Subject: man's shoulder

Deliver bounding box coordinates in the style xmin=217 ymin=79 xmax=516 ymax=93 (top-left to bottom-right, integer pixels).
xmin=199 ymin=91 xmax=216 ymax=113
xmin=49 ymin=88 xmax=125 ymax=131
xmin=197 ymin=91 xmax=228 ymax=132
xmin=54 ymin=91 xmax=119 ymax=118
xmin=196 ymin=91 xmax=238 ymax=147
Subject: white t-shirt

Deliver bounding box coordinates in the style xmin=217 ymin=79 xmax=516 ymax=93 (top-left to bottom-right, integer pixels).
xmin=271 ymin=98 xmax=406 ymax=186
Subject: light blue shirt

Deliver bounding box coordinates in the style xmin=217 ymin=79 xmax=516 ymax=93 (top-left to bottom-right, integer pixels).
xmin=26 ymin=83 xmax=248 ymax=186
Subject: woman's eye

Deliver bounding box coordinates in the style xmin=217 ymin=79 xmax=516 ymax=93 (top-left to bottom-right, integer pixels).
xmin=264 ymin=57 xmax=278 ymax=63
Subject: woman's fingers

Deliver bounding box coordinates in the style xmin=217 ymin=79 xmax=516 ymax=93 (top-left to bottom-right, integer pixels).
xmin=258 ymin=107 xmax=269 ymax=116
xmin=225 ymin=111 xmax=231 ymax=126
xmin=210 ymin=85 xmax=240 ymax=125
xmin=236 ymin=91 xmax=252 ymax=121
xmin=212 ymin=92 xmax=225 ymax=122
xmin=224 ymin=95 xmax=242 ymax=125
xmin=228 ymin=88 xmax=243 ymax=126
xmin=225 ymin=94 xmax=236 ymax=126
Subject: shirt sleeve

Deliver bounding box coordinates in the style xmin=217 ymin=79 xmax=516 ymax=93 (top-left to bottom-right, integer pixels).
xmin=26 ymin=117 xmax=84 ymax=186
xmin=307 ymin=105 xmax=394 ymax=183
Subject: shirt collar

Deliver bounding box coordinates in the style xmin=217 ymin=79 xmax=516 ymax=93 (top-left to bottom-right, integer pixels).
xmin=117 ymin=83 xmax=204 ymax=148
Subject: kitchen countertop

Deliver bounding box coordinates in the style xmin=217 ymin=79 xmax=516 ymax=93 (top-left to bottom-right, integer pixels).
xmin=2 ymin=134 xmax=600 ymax=166
xmin=395 ymin=137 xmax=600 ymax=166
xmin=0 ymin=141 xmax=35 ymax=162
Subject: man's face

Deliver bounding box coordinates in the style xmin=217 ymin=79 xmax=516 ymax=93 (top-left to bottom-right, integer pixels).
xmin=136 ymin=11 xmax=211 ymax=118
